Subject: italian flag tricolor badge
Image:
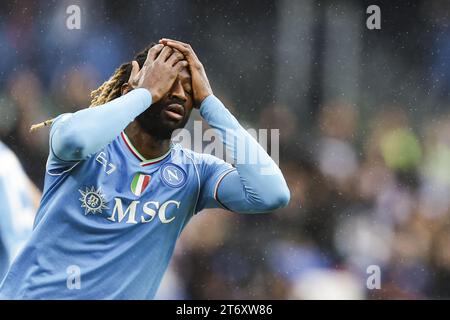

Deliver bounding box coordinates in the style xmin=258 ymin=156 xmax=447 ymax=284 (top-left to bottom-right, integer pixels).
xmin=131 ymin=173 xmax=151 ymax=196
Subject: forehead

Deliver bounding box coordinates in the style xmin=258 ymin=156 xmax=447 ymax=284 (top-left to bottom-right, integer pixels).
xmin=179 ymin=67 xmax=191 ymax=82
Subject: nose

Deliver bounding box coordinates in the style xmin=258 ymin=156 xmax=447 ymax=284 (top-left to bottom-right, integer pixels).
xmin=169 ymin=80 xmax=187 ymax=103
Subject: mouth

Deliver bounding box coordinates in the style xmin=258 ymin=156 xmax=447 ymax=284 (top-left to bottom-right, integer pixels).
xmin=163 ymin=103 xmax=185 ymax=121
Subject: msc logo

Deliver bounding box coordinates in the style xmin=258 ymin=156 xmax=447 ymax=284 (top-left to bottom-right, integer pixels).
xmin=161 ymin=163 xmax=186 ymax=188
xmin=107 ymin=198 xmax=180 ymax=224
xmin=79 ymin=186 xmax=109 ymax=215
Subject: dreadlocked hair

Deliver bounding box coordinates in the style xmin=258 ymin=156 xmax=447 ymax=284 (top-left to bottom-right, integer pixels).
xmin=30 ymin=45 xmax=154 ymax=132
xmin=89 ymin=63 xmax=131 ymax=107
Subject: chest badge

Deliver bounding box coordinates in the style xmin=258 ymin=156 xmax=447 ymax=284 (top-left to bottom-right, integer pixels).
xmin=79 ymin=186 xmax=109 ymax=215
xmin=161 ymin=163 xmax=186 ymax=188
xmin=131 ymin=173 xmax=151 ymax=196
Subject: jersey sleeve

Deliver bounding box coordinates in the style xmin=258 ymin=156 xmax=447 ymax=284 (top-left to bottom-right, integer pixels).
xmin=49 ymin=88 xmax=152 ymax=164
xmin=46 ymin=114 xmax=81 ymax=176
xmin=196 ymin=95 xmax=290 ymax=214
xmin=195 ymin=153 xmax=236 ymax=213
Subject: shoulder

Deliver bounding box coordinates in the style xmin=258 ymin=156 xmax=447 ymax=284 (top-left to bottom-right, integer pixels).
xmin=172 ymin=144 xmax=234 ymax=182
xmin=0 ymin=141 xmax=11 ymax=158
xmin=0 ymin=141 xmax=7 ymax=152
xmin=50 ymin=113 xmax=72 ymax=132
xmin=0 ymin=143 xmax=29 ymax=193
xmin=172 ymin=144 xmax=228 ymax=168
xmin=0 ymin=141 xmax=22 ymax=172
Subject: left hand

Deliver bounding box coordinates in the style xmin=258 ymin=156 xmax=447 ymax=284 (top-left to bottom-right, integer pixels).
xmin=159 ymin=38 xmax=213 ymax=108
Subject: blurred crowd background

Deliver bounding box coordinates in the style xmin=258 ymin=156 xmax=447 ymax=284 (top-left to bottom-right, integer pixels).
xmin=1 ymin=0 xmax=450 ymax=299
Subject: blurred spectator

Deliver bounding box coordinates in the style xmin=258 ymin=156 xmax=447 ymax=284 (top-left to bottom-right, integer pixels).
xmin=315 ymin=100 xmax=359 ymax=194
xmin=0 ymin=141 xmax=39 ymax=280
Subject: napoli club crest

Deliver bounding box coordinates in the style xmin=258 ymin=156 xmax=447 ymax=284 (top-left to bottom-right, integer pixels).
xmin=161 ymin=163 xmax=186 ymax=188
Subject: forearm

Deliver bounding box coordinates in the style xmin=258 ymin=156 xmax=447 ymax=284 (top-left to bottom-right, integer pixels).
xmin=200 ymin=95 xmax=290 ymax=213
xmin=51 ymin=88 xmax=152 ymax=161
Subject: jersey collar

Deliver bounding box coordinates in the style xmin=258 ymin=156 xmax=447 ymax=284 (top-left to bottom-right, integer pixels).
xmin=120 ymin=132 xmax=172 ymax=167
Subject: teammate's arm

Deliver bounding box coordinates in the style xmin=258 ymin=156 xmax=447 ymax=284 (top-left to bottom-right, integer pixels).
xmin=161 ymin=39 xmax=290 ymax=213
xmin=51 ymin=45 xmax=187 ymax=162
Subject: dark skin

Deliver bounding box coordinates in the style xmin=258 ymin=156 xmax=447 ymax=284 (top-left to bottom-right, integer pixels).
xmin=122 ymin=67 xmax=194 ymax=159
xmin=119 ymin=40 xmax=213 ymax=160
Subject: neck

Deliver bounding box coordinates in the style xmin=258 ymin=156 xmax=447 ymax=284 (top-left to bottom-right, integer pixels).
xmin=124 ymin=121 xmax=171 ymax=160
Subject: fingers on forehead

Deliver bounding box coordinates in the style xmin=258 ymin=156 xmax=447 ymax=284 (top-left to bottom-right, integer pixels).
xmin=143 ymin=42 xmax=190 ymax=64
xmin=159 ymin=46 xmax=174 ymax=58
xmin=163 ymin=38 xmax=188 ymax=46
xmin=144 ymin=44 xmax=163 ymax=63
xmin=163 ymin=40 xmax=186 ymax=51
xmin=150 ymin=43 xmax=164 ymax=52
xmin=174 ymin=43 xmax=190 ymax=53
xmin=161 ymin=45 xmax=173 ymax=53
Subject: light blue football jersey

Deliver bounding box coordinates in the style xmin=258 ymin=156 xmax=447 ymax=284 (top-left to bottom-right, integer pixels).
xmin=0 ymin=130 xmax=233 ymax=300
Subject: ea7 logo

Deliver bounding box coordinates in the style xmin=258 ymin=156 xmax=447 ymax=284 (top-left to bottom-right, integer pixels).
xmin=96 ymin=152 xmax=116 ymax=175
xmin=107 ymin=198 xmax=180 ymax=224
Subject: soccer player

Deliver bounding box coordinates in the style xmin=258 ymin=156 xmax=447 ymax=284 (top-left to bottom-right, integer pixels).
xmin=0 ymin=141 xmax=39 ymax=281
xmin=0 ymin=39 xmax=290 ymax=299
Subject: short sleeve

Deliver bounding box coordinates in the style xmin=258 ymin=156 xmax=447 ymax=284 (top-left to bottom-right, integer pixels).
xmin=195 ymin=153 xmax=236 ymax=213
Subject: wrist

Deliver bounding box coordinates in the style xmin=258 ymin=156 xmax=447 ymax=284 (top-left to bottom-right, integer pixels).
xmin=199 ymin=94 xmax=219 ymax=113
xmin=132 ymin=88 xmax=153 ymax=108
xmin=144 ymin=86 xmax=161 ymax=103
xmin=196 ymin=92 xmax=213 ymax=107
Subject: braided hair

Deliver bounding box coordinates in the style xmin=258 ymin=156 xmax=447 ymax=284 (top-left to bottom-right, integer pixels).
xmin=30 ymin=45 xmax=153 ymax=132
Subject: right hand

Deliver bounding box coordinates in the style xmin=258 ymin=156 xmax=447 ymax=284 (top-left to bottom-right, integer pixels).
xmin=128 ymin=44 xmax=187 ymax=103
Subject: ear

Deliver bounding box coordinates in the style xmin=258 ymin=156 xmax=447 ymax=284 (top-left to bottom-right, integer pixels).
xmin=121 ymin=83 xmax=133 ymax=95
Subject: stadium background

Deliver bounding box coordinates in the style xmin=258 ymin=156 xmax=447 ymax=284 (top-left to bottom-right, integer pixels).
xmin=1 ymin=0 xmax=450 ymax=299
